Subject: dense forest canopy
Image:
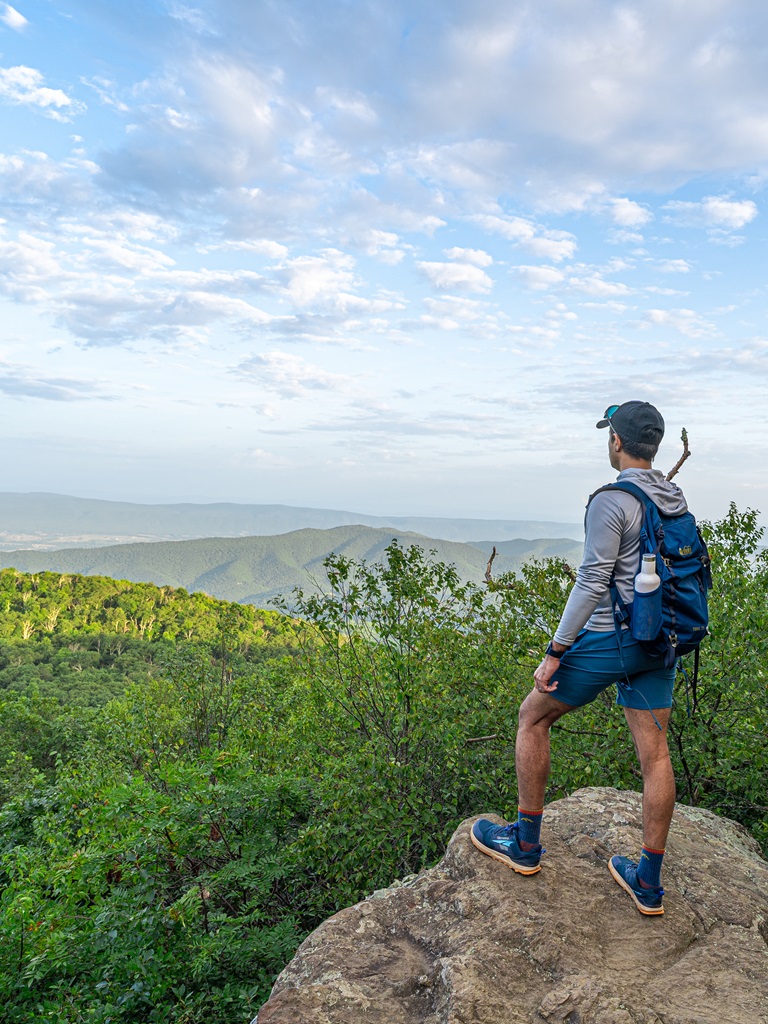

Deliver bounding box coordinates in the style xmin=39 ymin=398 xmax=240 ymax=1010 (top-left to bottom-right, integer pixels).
xmin=0 ymin=503 xmax=764 ymax=1022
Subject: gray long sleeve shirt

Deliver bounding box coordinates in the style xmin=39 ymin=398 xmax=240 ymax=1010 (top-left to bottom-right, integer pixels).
xmin=553 ymin=468 xmax=689 ymax=647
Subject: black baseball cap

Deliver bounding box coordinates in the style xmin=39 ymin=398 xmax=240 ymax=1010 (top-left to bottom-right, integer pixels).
xmin=596 ymin=401 xmax=665 ymax=444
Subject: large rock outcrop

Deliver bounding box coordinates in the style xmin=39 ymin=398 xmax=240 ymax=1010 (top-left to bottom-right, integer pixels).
xmin=258 ymin=787 xmax=768 ymax=1024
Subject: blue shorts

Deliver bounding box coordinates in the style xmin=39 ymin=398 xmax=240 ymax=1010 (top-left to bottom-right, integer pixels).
xmin=550 ymin=630 xmax=675 ymax=711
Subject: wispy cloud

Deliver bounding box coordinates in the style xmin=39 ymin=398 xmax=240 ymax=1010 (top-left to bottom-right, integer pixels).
xmin=417 ymin=260 xmax=494 ymax=294
xmin=663 ymin=195 xmax=759 ymax=231
xmin=0 ymin=363 xmax=112 ymax=402
xmin=513 ymin=265 xmax=565 ymax=291
xmin=1 ymin=4 xmax=27 ymax=31
xmin=443 ymin=247 xmax=493 ymax=267
xmin=0 ymin=66 xmax=83 ymax=120
xmin=235 ymin=350 xmax=357 ymax=399
xmin=472 ymin=214 xmax=577 ymax=262
xmin=646 ymin=308 xmax=718 ymax=338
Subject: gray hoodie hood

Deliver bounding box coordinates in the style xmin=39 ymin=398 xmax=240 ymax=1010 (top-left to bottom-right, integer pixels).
xmin=616 ymin=467 xmax=688 ymax=517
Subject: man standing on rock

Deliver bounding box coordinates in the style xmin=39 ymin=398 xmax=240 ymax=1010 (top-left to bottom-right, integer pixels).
xmin=472 ymin=401 xmax=688 ymax=916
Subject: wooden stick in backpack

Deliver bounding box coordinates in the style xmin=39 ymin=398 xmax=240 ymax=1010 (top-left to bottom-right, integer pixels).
xmin=666 ymin=428 xmax=691 ymax=482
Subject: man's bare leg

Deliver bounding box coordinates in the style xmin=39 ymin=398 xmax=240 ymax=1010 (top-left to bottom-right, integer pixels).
xmin=469 ymin=688 xmax=573 ymax=872
xmin=623 ymin=706 xmax=675 ymax=852
xmin=515 ymin=690 xmax=573 ymax=844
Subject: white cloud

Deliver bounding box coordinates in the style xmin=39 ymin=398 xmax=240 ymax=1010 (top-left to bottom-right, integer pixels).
xmin=472 ymin=214 xmax=535 ymax=243
xmin=580 ymin=300 xmax=629 ymax=313
xmin=0 ymin=151 xmax=100 ymax=218
xmin=236 ymin=350 xmax=356 ymax=398
xmin=646 ymin=285 xmax=687 ymax=296
xmin=607 ymin=229 xmax=644 ymax=245
xmin=471 ymin=214 xmax=576 ymax=262
xmin=315 ymin=86 xmax=378 ymax=124
xmin=80 ymin=75 xmax=130 ymax=113
xmin=708 ymin=339 xmax=768 ymax=375
xmin=273 ymin=250 xmax=357 ymax=306
xmin=0 ymin=230 xmax=63 ymax=301
xmin=0 ymin=361 xmax=111 ymax=402
xmin=528 ymin=181 xmax=608 ymax=215
xmin=514 ymin=266 xmax=565 ymax=291
xmin=0 ymin=66 xmax=82 ymax=120
xmin=167 ymin=3 xmax=215 ymax=34
xmin=443 ymin=246 xmax=493 ymax=267
xmin=609 ymin=198 xmax=653 ymax=227
xmin=244 ymin=448 xmax=290 ymax=466
xmin=408 ymin=139 xmax=515 ymax=193
xmin=663 ymin=195 xmax=758 ymax=230
xmin=417 ymin=260 xmax=493 ymax=294
xmin=1 ymin=4 xmax=27 ymax=30
xmin=422 ymin=296 xmax=493 ymax=321
xmin=418 ymin=294 xmax=505 ymax=336
xmin=658 ymin=259 xmax=691 ymax=274
xmin=358 ymin=229 xmax=406 ymax=265
xmin=50 ymin=276 xmax=272 ymax=346
xmin=647 ymin=308 xmax=718 ymax=338
xmin=523 ymin=232 xmax=577 ymax=262
xmin=570 ymin=275 xmax=631 ymax=298
xmin=199 ymin=239 xmax=289 ymax=259
xmin=152 ymin=291 xmax=272 ymax=326
xmin=77 ymin=237 xmax=176 ymax=274
xmin=269 ymin=249 xmax=400 ymax=313
xmin=144 ymin=268 xmax=265 ymax=294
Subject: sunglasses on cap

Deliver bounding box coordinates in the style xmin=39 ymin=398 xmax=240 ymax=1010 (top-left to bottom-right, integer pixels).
xmin=598 ymin=404 xmax=621 ymax=434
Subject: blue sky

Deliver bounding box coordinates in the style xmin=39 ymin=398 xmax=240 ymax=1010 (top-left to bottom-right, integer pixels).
xmin=1 ymin=0 xmax=767 ymax=525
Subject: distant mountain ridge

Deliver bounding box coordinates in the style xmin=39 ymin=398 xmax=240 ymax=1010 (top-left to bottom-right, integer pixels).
xmin=0 ymin=492 xmax=582 ymax=551
xmin=0 ymin=526 xmax=583 ymax=608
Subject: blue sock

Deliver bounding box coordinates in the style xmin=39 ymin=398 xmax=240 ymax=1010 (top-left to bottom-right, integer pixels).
xmin=637 ymin=845 xmax=665 ymax=888
xmin=517 ymin=806 xmax=543 ymax=846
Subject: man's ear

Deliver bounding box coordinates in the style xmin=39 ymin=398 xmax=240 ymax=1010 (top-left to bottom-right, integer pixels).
xmin=612 ymin=432 xmax=622 ymax=451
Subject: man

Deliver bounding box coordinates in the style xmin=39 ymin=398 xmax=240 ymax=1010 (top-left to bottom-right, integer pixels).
xmin=471 ymin=401 xmax=687 ymax=916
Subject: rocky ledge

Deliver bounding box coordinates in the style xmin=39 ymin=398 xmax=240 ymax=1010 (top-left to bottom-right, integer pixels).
xmin=258 ymin=787 xmax=768 ymax=1024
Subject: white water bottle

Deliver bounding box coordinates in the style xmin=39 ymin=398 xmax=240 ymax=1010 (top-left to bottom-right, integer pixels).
xmin=635 ymin=554 xmax=660 ymax=594
xmin=632 ymin=553 xmax=662 ymax=642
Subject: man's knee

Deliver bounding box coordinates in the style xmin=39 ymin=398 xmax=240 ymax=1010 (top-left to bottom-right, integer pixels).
xmin=624 ymin=707 xmax=672 ymax=763
xmin=518 ymin=692 xmax=571 ymax=732
xmin=518 ymin=692 xmax=545 ymax=730
xmin=638 ymin=740 xmax=672 ymax=775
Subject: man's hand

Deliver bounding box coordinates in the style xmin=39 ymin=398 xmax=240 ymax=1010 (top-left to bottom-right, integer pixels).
xmin=533 ymin=653 xmax=561 ymax=694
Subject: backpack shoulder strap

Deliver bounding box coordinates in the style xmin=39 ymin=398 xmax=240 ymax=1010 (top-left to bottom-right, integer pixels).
xmin=589 ymin=479 xmax=656 ymax=512
xmin=585 ymin=480 xmax=657 ymax=532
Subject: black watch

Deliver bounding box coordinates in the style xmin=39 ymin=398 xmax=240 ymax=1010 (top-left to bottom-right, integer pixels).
xmin=545 ymin=641 xmax=565 ymax=659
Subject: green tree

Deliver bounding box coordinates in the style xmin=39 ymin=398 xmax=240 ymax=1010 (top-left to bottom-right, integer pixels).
xmin=667 ymin=504 xmax=768 ymax=847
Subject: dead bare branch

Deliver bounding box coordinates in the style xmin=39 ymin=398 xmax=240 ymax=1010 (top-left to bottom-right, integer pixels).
xmin=484 ymin=546 xmax=497 ymax=583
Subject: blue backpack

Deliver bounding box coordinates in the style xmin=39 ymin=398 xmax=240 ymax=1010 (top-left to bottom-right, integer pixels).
xmin=588 ymin=480 xmax=712 ymax=669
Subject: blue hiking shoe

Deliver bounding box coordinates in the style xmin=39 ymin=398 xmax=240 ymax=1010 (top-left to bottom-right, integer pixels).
xmin=470 ymin=819 xmax=543 ymax=875
xmin=608 ymin=855 xmax=665 ymax=915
